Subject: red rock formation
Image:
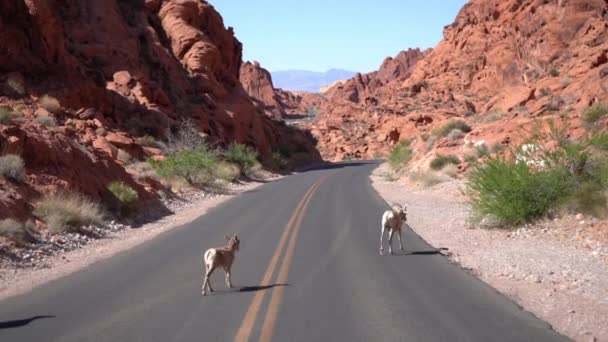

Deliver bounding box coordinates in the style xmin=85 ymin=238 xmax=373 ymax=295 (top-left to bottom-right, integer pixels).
xmin=240 ymin=61 xmax=327 ymax=118
xmin=310 ymin=0 xmax=608 ymax=162
xmin=0 ymin=0 xmax=319 ymax=219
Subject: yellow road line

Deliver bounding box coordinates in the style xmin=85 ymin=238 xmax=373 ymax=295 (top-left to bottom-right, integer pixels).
xmin=258 ymin=178 xmax=325 ymax=342
xmin=234 ymin=177 xmax=324 ymax=342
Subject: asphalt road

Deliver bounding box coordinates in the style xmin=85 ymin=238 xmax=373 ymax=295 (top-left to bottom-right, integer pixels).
xmin=0 ymin=162 xmax=567 ymax=341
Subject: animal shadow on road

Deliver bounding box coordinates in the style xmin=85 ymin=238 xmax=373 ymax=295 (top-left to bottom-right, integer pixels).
xmin=390 ymin=247 xmax=450 ymax=256
xmin=0 ymin=315 xmax=55 ymax=330
xmin=210 ymin=284 xmax=289 ymax=296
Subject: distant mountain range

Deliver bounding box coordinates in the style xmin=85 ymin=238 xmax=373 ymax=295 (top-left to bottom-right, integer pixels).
xmin=271 ymin=69 xmax=357 ymax=93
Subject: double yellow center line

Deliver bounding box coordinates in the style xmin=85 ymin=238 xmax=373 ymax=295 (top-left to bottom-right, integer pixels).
xmin=234 ymin=176 xmax=326 ymax=342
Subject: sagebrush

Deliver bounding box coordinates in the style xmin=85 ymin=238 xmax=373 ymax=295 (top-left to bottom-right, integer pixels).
xmin=34 ymin=192 xmax=103 ymax=234
xmin=0 ymin=154 xmax=25 ymax=182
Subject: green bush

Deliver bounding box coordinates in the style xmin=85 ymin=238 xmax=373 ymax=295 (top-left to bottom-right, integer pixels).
xmin=430 ymin=154 xmax=460 ymax=170
xmin=108 ymin=181 xmax=139 ymax=214
xmin=583 ymin=104 xmax=608 ymax=127
xmin=388 ymin=140 xmax=412 ymax=170
xmin=34 ymin=192 xmax=103 ymax=234
xmin=434 ymin=120 xmax=472 ymax=137
xmin=34 ymin=116 xmax=57 ymax=127
xmin=0 ymin=106 xmax=23 ymax=125
xmin=222 ymin=143 xmax=258 ymax=174
xmin=150 ymin=146 xmax=218 ymax=185
xmin=466 ymin=157 xmax=576 ymax=226
xmin=589 ymin=132 xmax=608 ymax=151
xmin=0 ymin=154 xmax=25 ymax=182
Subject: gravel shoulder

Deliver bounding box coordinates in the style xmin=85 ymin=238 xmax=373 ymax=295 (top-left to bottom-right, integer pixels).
xmin=370 ymin=163 xmax=608 ymax=342
xmin=0 ymin=176 xmax=279 ymax=301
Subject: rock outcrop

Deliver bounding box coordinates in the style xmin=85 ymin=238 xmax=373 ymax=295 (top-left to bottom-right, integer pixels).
xmin=310 ymin=0 xmax=608 ymax=162
xmin=240 ymin=61 xmax=327 ymax=117
xmin=0 ymin=0 xmax=319 ymax=219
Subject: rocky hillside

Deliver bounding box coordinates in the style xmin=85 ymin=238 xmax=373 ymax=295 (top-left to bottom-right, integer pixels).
xmin=309 ymin=0 xmax=608 ymax=162
xmin=0 ymin=0 xmax=319 ymax=219
xmin=240 ymin=61 xmax=327 ymax=117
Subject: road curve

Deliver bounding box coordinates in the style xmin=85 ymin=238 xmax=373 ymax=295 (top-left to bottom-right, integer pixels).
xmin=0 ymin=162 xmax=566 ymax=341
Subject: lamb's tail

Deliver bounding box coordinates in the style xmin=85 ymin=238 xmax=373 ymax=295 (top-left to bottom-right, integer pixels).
xmin=203 ymin=248 xmax=216 ymax=269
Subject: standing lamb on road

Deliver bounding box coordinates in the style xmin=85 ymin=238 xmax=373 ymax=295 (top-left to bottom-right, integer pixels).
xmin=380 ymin=204 xmax=407 ymax=255
xmin=202 ymin=234 xmax=240 ymax=296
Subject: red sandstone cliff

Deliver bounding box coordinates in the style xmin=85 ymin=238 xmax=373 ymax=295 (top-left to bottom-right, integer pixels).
xmin=240 ymin=61 xmax=327 ymax=118
xmin=0 ymin=0 xmax=319 ymax=219
xmin=310 ymin=0 xmax=608 ymax=162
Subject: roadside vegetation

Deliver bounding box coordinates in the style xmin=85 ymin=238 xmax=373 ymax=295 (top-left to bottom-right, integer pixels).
xmin=34 ymin=192 xmax=104 ymax=234
xmin=433 ymin=120 xmax=472 ymax=138
xmin=389 ymin=140 xmax=412 ymax=171
xmin=466 ymin=118 xmax=608 ymax=226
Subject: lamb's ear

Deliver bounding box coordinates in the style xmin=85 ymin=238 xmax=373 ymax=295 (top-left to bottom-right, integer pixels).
xmin=225 ymin=235 xmax=231 ymax=241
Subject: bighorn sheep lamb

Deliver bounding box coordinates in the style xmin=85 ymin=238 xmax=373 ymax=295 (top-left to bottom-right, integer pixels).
xmin=202 ymin=234 xmax=240 ymax=296
xmin=380 ymin=204 xmax=407 ymax=255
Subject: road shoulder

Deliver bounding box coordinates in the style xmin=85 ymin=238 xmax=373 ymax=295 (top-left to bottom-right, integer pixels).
xmin=0 ymin=177 xmax=278 ymax=301
xmin=370 ymin=163 xmax=608 ymax=342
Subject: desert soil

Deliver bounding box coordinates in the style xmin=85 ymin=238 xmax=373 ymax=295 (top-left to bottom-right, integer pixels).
xmin=370 ymin=163 xmax=608 ymax=342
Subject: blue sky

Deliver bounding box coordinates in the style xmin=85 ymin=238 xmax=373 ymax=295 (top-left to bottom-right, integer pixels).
xmin=209 ymin=1 xmax=468 ymax=73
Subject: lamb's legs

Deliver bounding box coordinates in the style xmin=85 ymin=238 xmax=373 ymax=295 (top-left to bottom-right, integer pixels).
xmin=388 ymin=230 xmax=395 ymax=254
xmin=380 ymin=225 xmax=386 ymax=255
xmin=202 ymin=264 xmax=216 ymax=296
xmin=224 ymin=266 xmax=233 ymax=288
xmin=398 ymin=230 xmax=404 ymax=251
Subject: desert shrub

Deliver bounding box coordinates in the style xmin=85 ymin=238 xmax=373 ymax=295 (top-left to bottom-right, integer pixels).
xmin=34 ymin=115 xmax=57 ymax=127
xmin=475 ymin=143 xmax=490 ymax=158
xmin=0 ymin=218 xmax=36 ymax=246
xmin=539 ymin=88 xmax=551 ymax=97
xmin=34 ymin=192 xmax=103 ymax=234
xmin=6 ymin=74 xmax=26 ymax=95
xmin=589 ymin=132 xmax=608 ymax=151
xmin=128 ymin=161 xmax=158 ymax=181
xmin=0 ymin=154 xmax=25 ymax=182
xmin=150 ymin=146 xmax=218 ymax=185
xmin=549 ymin=68 xmax=560 ymax=77
xmin=160 ymin=119 xmax=207 ymax=154
xmin=0 ymin=106 xmax=23 ymax=125
xmin=566 ymin=182 xmax=608 ymax=218
xmin=270 ymin=151 xmax=288 ymax=170
xmin=466 ymin=157 xmax=576 ymax=226
xmin=434 ymin=120 xmax=472 ymax=137
xmin=481 ymin=111 xmax=503 ymax=123
xmin=430 ymin=154 xmax=460 ymax=170
xmin=222 ymin=143 xmax=258 ymax=174
xmin=388 ymin=140 xmax=412 ymax=170
xmin=545 ymin=96 xmax=563 ymax=112
xmin=107 ymin=181 xmax=139 ymax=214
xmin=583 ymin=104 xmax=608 ymax=127
xmin=443 ymin=164 xmax=459 ymax=178
xmin=447 ymin=129 xmax=465 ymax=141
xmin=39 ymin=95 xmax=61 ymax=114
xmin=137 ymin=135 xmax=159 ymax=147
xmin=214 ymin=161 xmax=241 ymax=182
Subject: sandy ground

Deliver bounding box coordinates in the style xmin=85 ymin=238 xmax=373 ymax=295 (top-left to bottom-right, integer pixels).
xmin=371 ymin=163 xmax=608 ymax=342
xmin=0 ymin=178 xmax=275 ymax=301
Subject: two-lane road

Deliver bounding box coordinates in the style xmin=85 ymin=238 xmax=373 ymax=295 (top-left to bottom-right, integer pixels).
xmin=0 ymin=162 xmax=566 ymax=341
